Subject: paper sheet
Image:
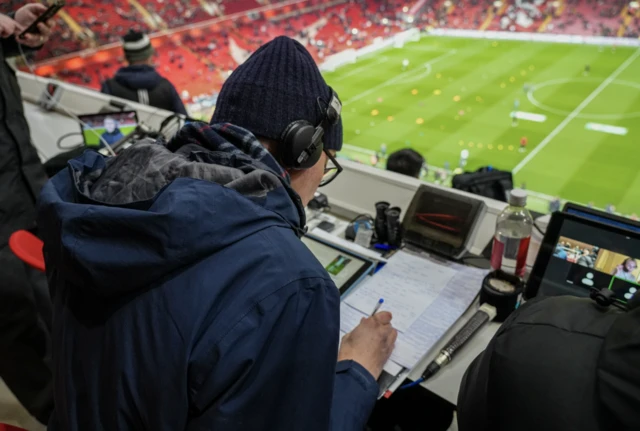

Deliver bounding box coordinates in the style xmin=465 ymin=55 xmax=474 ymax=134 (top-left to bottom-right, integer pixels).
xmin=344 ymin=252 xmax=459 ymax=333
xmin=340 ymin=250 xmax=486 ymax=369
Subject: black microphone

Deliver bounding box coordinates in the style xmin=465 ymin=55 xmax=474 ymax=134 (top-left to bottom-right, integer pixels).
xmin=403 ymin=304 xmax=497 ymax=388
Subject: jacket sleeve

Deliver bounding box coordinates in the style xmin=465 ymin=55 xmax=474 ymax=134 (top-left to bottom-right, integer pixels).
xmin=187 ymin=276 xmax=378 ymax=431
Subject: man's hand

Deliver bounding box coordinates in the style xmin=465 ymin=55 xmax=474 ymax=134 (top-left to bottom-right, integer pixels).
xmin=338 ymin=311 xmax=398 ymax=380
xmin=15 ymin=3 xmax=56 ymax=48
xmin=0 ymin=14 xmax=24 ymax=38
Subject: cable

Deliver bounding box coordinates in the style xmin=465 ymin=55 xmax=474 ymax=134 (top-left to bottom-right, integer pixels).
xmin=18 ymin=42 xmax=117 ymax=156
xmin=399 ymin=378 xmax=424 ymax=390
xmin=56 ymin=132 xmax=83 ymax=150
xmin=533 ymin=221 xmax=546 ymax=236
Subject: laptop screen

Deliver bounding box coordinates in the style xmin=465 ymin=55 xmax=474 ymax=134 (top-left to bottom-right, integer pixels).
xmin=78 ymin=111 xmax=139 ymax=149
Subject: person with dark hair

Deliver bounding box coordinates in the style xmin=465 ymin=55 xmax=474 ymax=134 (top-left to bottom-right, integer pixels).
xmin=101 ymin=30 xmax=187 ymax=115
xmin=0 ymin=4 xmax=55 ymax=429
xmin=39 ymin=36 xmax=397 ymax=430
xmin=386 ymin=148 xmax=425 ymax=178
xmin=613 ymin=258 xmax=637 ymax=282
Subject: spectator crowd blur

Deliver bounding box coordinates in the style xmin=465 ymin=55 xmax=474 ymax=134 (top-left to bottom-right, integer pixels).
xmin=10 ymin=0 xmax=640 ymax=115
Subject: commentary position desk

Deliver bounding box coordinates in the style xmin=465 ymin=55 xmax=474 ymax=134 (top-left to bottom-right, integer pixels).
xmin=312 ymin=162 xmax=547 ymax=405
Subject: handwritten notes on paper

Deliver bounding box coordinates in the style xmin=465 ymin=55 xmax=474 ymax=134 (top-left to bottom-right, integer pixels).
xmin=340 ymin=250 xmax=486 ymax=369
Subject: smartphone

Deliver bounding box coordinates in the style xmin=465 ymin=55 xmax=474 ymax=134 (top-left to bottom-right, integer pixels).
xmin=19 ymin=0 xmax=65 ymax=39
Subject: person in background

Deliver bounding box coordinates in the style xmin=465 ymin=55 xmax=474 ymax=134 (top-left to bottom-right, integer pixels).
xmin=577 ymin=248 xmax=594 ymax=268
xmin=0 ymin=4 xmax=55 ymax=430
xmin=553 ymin=244 xmax=568 ymax=260
xmin=98 ymin=116 xmax=124 ymax=148
xmin=386 ymin=149 xmax=425 ymax=179
xmin=519 ymin=136 xmax=528 ymax=152
xmin=39 ymin=36 xmax=397 ymax=431
xmin=457 ymin=296 xmax=640 ymax=431
xmin=101 ymin=30 xmax=188 ymax=115
xmin=549 ymin=197 xmax=562 ymax=213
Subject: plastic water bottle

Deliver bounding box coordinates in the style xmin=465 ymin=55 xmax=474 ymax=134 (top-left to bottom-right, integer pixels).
xmin=491 ymin=189 xmax=533 ymax=278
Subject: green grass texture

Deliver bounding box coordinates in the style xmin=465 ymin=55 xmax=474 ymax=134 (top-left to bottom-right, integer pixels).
xmin=82 ymin=126 xmax=137 ymax=147
xmin=324 ymin=36 xmax=640 ymax=216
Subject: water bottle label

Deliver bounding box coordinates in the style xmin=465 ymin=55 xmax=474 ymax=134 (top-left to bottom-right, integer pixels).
xmin=491 ymin=236 xmax=531 ymax=277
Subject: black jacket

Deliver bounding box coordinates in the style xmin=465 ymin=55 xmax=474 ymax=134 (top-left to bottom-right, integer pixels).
xmin=458 ymin=296 xmax=640 ymax=431
xmin=101 ymin=65 xmax=188 ymax=115
xmin=0 ymin=28 xmax=52 ymax=426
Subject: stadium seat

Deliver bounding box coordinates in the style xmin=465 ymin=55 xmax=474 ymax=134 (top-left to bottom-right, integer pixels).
xmin=9 ymin=230 xmax=45 ymax=273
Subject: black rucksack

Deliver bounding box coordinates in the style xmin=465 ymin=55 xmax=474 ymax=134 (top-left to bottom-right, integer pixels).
xmin=452 ymin=167 xmax=513 ymax=203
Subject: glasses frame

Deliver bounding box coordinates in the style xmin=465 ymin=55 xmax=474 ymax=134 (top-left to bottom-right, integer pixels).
xmin=319 ymin=149 xmax=343 ymax=187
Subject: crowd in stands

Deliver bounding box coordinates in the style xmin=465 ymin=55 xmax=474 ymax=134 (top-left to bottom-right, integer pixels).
xmin=18 ymin=0 xmax=640 ymax=105
xmin=143 ymin=0 xmax=210 ymax=28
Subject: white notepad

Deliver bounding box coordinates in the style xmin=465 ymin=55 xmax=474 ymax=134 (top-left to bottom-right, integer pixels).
xmin=340 ymin=250 xmax=486 ymax=369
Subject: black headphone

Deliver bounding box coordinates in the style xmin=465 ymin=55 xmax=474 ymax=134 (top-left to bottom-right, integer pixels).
xmin=280 ymin=88 xmax=342 ymax=170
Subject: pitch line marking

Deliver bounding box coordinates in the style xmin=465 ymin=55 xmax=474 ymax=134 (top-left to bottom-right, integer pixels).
xmin=512 ymin=48 xmax=640 ymax=175
xmin=334 ymin=56 xmax=390 ymax=81
xmin=343 ymin=50 xmax=457 ymax=107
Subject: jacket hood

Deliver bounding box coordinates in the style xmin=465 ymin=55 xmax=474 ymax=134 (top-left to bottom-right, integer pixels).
xmin=38 ymin=123 xmax=306 ymax=298
xmin=114 ymin=65 xmax=163 ymax=90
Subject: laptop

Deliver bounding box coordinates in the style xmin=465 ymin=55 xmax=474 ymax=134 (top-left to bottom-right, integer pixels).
xmin=77 ymin=111 xmax=139 ymax=150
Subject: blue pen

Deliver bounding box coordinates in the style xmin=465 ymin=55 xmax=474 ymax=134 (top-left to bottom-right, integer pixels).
xmin=371 ymin=298 xmax=384 ymax=316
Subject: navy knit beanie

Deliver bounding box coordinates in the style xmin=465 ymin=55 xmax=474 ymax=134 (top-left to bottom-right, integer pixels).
xmin=210 ymin=36 xmax=343 ymax=152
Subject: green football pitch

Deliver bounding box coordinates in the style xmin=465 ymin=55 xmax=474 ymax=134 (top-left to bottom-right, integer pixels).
xmin=82 ymin=126 xmax=137 ymax=147
xmin=324 ymin=36 xmax=640 ymax=216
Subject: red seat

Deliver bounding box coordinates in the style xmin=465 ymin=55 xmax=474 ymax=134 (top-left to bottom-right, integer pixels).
xmin=8 ymin=230 xmax=45 ymax=273
xmin=0 ymin=425 xmax=28 ymax=431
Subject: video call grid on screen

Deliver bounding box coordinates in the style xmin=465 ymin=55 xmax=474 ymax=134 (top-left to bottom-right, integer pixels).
xmin=542 ymin=218 xmax=640 ymax=304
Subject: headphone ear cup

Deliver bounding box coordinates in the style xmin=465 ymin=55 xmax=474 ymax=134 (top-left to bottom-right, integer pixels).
xmin=280 ymin=120 xmax=322 ymax=169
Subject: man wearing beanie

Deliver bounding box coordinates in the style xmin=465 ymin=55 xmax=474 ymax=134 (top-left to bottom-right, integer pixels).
xmin=101 ymin=30 xmax=187 ymax=115
xmin=39 ymin=36 xmax=397 ymax=430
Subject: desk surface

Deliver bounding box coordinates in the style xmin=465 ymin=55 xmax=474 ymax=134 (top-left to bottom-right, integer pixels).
xmin=308 ymin=211 xmax=500 ymax=406
xmin=409 ymin=302 xmax=500 ymax=405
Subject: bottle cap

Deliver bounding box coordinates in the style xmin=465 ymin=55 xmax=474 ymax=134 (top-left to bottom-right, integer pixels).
xmin=509 ymin=189 xmax=527 ymax=207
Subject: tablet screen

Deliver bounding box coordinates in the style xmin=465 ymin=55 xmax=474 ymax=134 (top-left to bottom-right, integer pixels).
xmin=533 ymin=216 xmax=640 ymax=304
xmin=301 ymin=235 xmax=374 ymax=296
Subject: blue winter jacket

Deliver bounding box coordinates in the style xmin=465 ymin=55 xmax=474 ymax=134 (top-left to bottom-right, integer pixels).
xmin=38 ymin=123 xmax=378 ymax=430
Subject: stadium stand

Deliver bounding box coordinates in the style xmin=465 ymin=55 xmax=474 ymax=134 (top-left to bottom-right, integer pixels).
xmin=142 ymin=0 xmax=211 ymax=28
xmin=64 ymin=0 xmax=151 ymax=45
xmin=545 ymin=0 xmax=627 ymax=37
xmin=19 ymin=0 xmax=640 ymax=105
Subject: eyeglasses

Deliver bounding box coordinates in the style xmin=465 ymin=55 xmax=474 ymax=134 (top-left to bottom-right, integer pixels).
xmin=320 ymin=150 xmax=343 ymax=187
